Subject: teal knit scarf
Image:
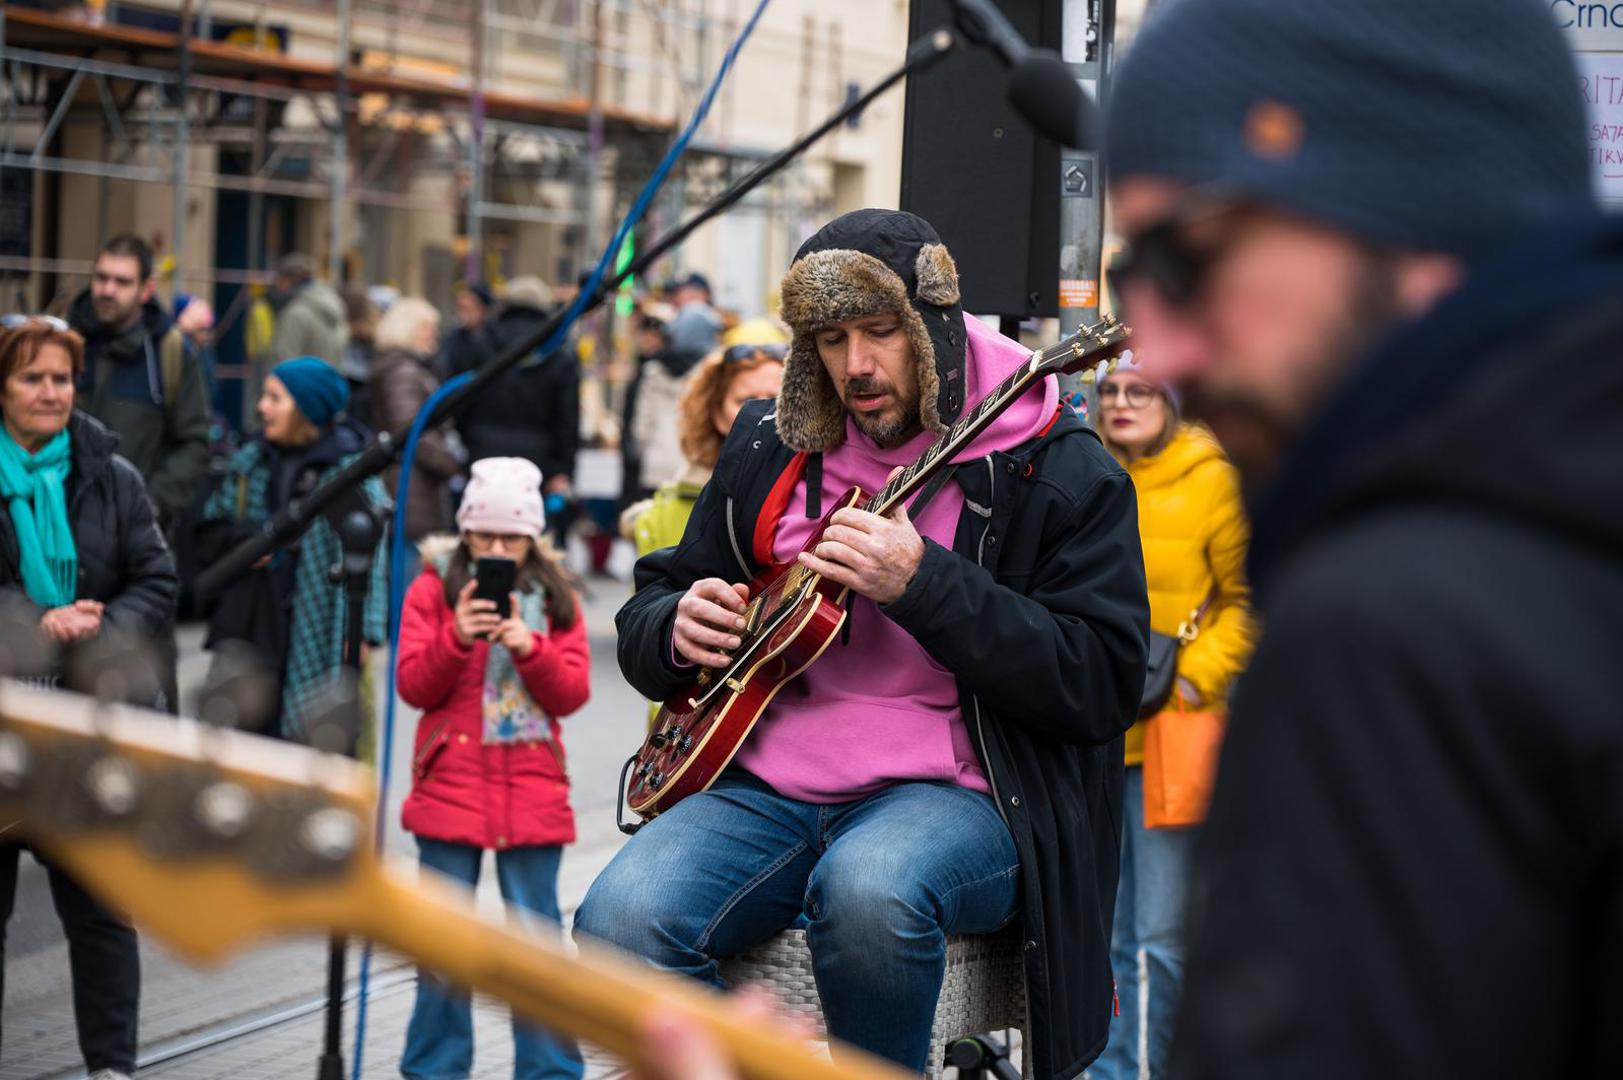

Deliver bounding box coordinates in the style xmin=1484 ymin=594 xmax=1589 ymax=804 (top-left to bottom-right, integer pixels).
xmin=0 ymin=426 xmax=77 ymax=607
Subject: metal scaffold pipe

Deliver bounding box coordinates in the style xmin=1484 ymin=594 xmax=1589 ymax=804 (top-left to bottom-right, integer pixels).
xmin=330 ymin=0 xmax=352 ymax=284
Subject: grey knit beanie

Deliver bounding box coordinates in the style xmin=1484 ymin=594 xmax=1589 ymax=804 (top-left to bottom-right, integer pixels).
xmin=1105 ymin=0 xmax=1593 ymax=259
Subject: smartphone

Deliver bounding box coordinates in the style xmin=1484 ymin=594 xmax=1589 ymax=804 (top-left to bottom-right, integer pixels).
xmin=474 ymin=556 xmax=516 ymax=620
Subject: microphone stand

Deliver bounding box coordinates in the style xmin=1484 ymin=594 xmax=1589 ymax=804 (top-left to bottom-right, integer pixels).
xmin=193 ymin=26 xmax=960 ymax=601
xmin=316 ymin=499 xmax=385 ymax=1080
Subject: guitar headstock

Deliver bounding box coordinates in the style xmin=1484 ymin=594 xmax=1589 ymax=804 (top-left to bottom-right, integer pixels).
xmin=1035 ymin=313 xmax=1133 ymax=379
xmin=0 ymin=680 xmax=379 ymax=962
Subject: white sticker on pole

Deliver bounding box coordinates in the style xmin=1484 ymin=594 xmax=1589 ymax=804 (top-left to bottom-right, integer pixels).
xmin=1577 ymin=52 xmax=1623 ymax=199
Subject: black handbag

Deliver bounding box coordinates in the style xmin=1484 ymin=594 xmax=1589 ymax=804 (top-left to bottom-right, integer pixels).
xmin=1139 ymin=593 xmax=1215 ymax=718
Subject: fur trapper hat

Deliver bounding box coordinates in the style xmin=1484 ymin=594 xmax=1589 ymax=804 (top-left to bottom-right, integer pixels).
xmin=776 ymin=209 xmax=967 ymax=452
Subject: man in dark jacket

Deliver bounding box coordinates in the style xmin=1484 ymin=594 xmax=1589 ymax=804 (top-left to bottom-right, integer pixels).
xmin=576 ymin=210 xmax=1148 ymax=1078
xmin=450 ymin=276 xmax=579 ymax=494
xmin=1103 ymin=0 xmax=1623 ymax=1076
xmin=434 ymin=280 xmax=493 ymax=381
xmin=67 ymin=234 xmax=212 ymax=535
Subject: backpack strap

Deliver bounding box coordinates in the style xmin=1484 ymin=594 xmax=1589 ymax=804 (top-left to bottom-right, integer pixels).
xmin=159 ymin=328 xmax=186 ymax=409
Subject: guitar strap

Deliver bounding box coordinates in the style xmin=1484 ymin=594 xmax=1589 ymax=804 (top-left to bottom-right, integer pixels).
xmin=833 ymin=463 xmax=959 ymax=647
xmin=804 ymin=453 xmax=823 ymax=518
xmin=908 ymin=464 xmax=958 ymax=520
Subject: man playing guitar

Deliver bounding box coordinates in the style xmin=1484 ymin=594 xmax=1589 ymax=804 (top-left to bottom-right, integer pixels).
xmin=576 ymin=209 xmax=1149 ymax=1078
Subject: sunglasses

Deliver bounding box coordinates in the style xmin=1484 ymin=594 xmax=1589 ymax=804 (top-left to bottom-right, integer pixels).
xmin=723 ymin=343 xmax=787 ymax=364
xmin=1107 ymin=200 xmax=1251 ymax=318
xmin=1 ymin=314 xmax=71 ymax=331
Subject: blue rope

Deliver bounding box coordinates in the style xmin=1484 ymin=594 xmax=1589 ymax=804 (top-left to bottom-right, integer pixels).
xmin=349 ymin=1 xmax=774 ymax=1072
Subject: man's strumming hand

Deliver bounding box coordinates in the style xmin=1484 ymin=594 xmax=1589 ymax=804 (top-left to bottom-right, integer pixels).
xmin=798 ymin=501 xmax=925 ymax=606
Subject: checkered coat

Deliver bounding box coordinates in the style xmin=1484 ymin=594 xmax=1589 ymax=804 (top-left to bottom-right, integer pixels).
xmin=200 ymin=423 xmax=389 ymax=741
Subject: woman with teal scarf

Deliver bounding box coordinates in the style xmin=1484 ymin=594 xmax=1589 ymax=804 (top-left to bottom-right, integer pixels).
xmin=0 ymin=317 xmax=178 ymax=1080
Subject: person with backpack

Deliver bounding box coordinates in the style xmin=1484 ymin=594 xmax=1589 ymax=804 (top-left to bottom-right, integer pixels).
xmin=396 ymin=456 xmax=589 ymax=1080
xmin=66 ymin=234 xmax=211 ymax=538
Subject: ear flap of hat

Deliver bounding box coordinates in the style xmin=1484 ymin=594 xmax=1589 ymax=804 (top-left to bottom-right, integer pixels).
xmin=913 ymin=244 xmax=960 ymax=307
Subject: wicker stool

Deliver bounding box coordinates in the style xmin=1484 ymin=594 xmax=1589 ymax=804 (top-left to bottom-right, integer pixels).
xmin=717 ymin=927 xmax=1027 ymax=1078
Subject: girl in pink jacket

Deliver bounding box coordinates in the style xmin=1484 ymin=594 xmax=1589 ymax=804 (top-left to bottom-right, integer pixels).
xmin=397 ymin=456 xmax=589 ymax=1080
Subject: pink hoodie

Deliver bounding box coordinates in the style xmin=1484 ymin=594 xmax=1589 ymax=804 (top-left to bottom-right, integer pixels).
xmin=734 ymin=315 xmax=1059 ymax=803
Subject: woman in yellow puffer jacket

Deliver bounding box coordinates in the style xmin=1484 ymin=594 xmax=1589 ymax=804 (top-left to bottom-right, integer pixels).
xmin=1090 ymin=352 xmax=1255 ymax=1080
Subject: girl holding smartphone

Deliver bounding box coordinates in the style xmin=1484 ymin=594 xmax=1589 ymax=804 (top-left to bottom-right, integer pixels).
xmin=397 ymin=456 xmax=590 ymax=1080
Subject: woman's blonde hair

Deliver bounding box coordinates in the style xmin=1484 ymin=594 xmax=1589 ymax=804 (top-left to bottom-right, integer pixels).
xmin=374 ymin=297 xmax=441 ymax=355
xmin=677 ymin=347 xmax=782 ymax=468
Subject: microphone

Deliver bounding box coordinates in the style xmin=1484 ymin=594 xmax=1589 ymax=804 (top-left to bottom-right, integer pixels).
xmin=950 ymin=0 xmax=1097 ymax=150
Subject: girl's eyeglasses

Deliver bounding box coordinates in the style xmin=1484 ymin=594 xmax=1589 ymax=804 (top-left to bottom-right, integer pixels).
xmin=466 ymin=531 xmax=530 ymax=549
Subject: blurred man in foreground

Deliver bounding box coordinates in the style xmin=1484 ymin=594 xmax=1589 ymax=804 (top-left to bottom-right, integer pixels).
xmin=1104 ymin=0 xmax=1623 ymax=1075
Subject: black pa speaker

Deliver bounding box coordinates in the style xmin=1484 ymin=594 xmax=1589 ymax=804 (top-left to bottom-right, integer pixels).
xmin=900 ymin=0 xmax=1063 ymax=319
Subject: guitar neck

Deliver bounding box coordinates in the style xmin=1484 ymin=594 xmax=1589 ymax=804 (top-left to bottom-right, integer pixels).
xmin=357 ymin=871 xmax=905 ymax=1080
xmin=40 ymin=829 xmax=907 ymax=1080
xmin=865 ymin=352 xmax=1049 ymax=518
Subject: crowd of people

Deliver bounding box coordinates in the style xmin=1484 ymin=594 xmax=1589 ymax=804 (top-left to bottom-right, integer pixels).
xmin=2 ymin=0 xmax=1619 ymax=1077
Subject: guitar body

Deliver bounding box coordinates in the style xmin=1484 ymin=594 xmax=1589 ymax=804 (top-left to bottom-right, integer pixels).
xmin=625 ymin=487 xmax=864 ymax=819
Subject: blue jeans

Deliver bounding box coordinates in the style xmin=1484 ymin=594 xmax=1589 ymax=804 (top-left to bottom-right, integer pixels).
xmin=1091 ymin=766 xmax=1198 ymax=1080
xmin=574 ymin=772 xmax=1019 ymax=1072
xmin=401 ymin=838 xmax=584 ymax=1080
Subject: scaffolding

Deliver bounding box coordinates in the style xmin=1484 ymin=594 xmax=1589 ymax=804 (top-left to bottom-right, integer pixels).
xmin=0 ymin=0 xmax=680 ymax=333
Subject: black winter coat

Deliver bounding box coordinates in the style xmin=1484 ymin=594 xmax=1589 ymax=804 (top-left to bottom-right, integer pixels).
xmin=451 ymin=304 xmax=580 ymax=483
xmin=617 ymin=399 xmax=1150 ymax=1079
xmin=1169 ymin=219 xmax=1623 ymax=1078
xmin=67 ymin=291 xmax=212 ymax=532
xmin=0 ymin=411 xmax=178 ymax=699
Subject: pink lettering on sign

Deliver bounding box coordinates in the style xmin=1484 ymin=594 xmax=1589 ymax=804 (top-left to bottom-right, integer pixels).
xmin=1578 ymin=55 xmax=1623 ymax=194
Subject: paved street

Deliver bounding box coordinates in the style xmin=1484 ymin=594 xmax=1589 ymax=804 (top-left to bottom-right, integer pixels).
xmin=3 ymin=573 xmax=647 ymax=1080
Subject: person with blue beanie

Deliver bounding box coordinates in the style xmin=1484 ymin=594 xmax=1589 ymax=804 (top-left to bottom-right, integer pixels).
xmin=1103 ymin=0 xmax=1623 ymax=1077
xmin=195 ymin=354 xmax=389 ymax=742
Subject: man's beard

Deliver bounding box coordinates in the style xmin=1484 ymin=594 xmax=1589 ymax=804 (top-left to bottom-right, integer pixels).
xmin=1183 ymin=256 xmax=1405 ymax=500
xmin=844 ymin=374 xmax=923 ymax=449
xmin=93 ymin=296 xmax=138 ymax=330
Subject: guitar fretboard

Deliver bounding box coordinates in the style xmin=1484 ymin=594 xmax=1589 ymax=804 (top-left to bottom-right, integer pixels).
xmin=864 ymin=348 xmax=1048 ymax=517
xmin=861 ymin=316 xmax=1126 ymax=516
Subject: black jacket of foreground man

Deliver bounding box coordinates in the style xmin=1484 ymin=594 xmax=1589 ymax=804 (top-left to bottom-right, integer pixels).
xmin=1170 ymin=219 xmax=1623 ymax=1078
xmin=618 ymin=398 xmax=1150 ymax=1078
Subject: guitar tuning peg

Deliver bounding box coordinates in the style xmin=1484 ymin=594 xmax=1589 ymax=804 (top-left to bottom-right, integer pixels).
xmin=299 ymin=806 xmax=362 ymax=864
xmin=195 ymin=780 xmax=255 ymax=839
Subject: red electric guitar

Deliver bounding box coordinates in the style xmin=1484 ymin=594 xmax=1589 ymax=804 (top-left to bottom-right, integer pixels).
xmin=624 ymin=315 xmax=1130 ymax=822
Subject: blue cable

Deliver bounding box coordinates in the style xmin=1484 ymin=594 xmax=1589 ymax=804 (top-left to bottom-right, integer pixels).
xmin=349 ymin=2 xmax=773 ymax=1072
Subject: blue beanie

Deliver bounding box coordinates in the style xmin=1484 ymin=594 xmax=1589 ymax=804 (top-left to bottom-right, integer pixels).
xmin=272 ymin=357 xmax=349 ymax=428
xmin=1105 ymin=0 xmax=1593 ymax=259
